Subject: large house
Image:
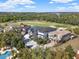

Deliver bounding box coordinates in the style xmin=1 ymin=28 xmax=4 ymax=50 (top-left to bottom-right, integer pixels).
xmin=23 ymin=26 xmax=57 ymax=48
xmin=28 ymin=26 xmax=57 ymax=39
xmin=48 ymin=28 xmax=73 ymax=42
xmin=21 ymin=25 xmax=75 ymax=48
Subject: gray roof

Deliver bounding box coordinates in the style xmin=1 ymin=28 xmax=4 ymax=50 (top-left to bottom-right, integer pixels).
xmin=30 ymin=26 xmax=57 ymax=33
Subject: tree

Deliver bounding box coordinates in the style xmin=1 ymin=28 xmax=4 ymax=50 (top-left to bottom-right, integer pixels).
xmin=73 ymin=27 xmax=79 ymax=35
xmin=17 ymin=48 xmax=32 ymax=59
xmin=32 ymin=38 xmax=48 ymax=45
xmin=65 ymin=45 xmax=75 ymax=59
xmin=45 ymin=48 xmax=52 ymax=59
xmin=54 ymin=48 xmax=63 ymax=59
xmin=31 ymin=49 xmax=37 ymax=59
xmin=0 ymin=31 xmax=24 ymax=49
xmin=62 ymin=51 xmax=70 ymax=59
xmin=36 ymin=48 xmax=43 ymax=59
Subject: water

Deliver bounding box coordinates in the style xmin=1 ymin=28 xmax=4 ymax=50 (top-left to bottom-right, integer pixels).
xmin=0 ymin=51 xmax=11 ymax=59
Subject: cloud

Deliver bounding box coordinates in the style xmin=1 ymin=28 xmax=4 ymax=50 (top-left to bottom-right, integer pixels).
xmin=49 ymin=0 xmax=79 ymax=12
xmin=25 ymin=5 xmax=36 ymax=8
xmin=68 ymin=2 xmax=78 ymax=6
xmin=69 ymin=5 xmax=79 ymax=11
xmin=7 ymin=0 xmax=35 ymax=5
xmin=0 ymin=0 xmax=35 ymax=12
xmin=50 ymin=0 xmax=74 ymax=3
xmin=49 ymin=1 xmax=54 ymax=4
xmin=53 ymin=4 xmax=79 ymax=12
xmin=53 ymin=7 xmax=66 ymax=12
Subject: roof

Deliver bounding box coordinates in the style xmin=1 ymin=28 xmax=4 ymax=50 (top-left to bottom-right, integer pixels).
xmin=49 ymin=29 xmax=71 ymax=36
xmin=0 ymin=28 xmax=3 ymax=32
xmin=19 ymin=25 xmax=31 ymax=31
xmin=24 ymin=34 xmax=30 ymax=39
xmin=25 ymin=40 xmax=37 ymax=46
xmin=30 ymin=26 xmax=57 ymax=33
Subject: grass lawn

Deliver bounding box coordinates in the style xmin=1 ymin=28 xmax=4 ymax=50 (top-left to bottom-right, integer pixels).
xmin=0 ymin=21 xmax=78 ymax=28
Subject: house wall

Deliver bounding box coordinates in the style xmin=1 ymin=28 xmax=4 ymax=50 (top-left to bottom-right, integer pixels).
xmin=48 ymin=34 xmax=61 ymax=41
xmin=48 ymin=32 xmax=72 ymax=42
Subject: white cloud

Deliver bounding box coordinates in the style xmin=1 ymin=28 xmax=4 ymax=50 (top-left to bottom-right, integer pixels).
xmin=25 ymin=5 xmax=36 ymax=8
xmin=50 ymin=0 xmax=74 ymax=3
xmin=49 ymin=1 xmax=54 ymax=4
xmin=49 ymin=0 xmax=79 ymax=12
xmin=53 ymin=4 xmax=79 ymax=12
xmin=53 ymin=7 xmax=66 ymax=12
xmin=69 ymin=3 xmax=78 ymax=5
xmin=7 ymin=0 xmax=35 ymax=5
xmin=67 ymin=3 xmax=79 ymax=11
xmin=69 ymin=5 xmax=79 ymax=11
xmin=0 ymin=0 xmax=35 ymax=11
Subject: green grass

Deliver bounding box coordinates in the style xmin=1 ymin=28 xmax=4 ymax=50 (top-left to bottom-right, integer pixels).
xmin=0 ymin=21 xmax=78 ymax=28
xmin=16 ymin=21 xmax=78 ymax=28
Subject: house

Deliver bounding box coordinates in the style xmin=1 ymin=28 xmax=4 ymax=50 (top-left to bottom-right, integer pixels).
xmin=0 ymin=27 xmax=3 ymax=33
xmin=48 ymin=28 xmax=72 ymax=42
xmin=28 ymin=26 xmax=57 ymax=39
xmin=23 ymin=26 xmax=57 ymax=49
xmin=19 ymin=24 xmax=31 ymax=35
xmin=25 ymin=40 xmax=38 ymax=49
xmin=23 ymin=34 xmax=30 ymax=43
xmin=23 ymin=33 xmax=38 ymax=49
xmin=23 ymin=33 xmax=31 ymax=48
xmin=0 ymin=25 xmax=4 ymax=33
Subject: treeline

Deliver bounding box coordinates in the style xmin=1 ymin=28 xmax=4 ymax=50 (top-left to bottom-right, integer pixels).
xmin=0 ymin=12 xmax=79 ymax=25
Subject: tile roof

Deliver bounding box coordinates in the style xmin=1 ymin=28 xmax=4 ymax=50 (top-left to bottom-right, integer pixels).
xmin=49 ymin=29 xmax=71 ymax=36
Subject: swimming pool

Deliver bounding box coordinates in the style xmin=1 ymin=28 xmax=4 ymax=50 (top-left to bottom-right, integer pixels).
xmin=0 ymin=51 xmax=11 ymax=59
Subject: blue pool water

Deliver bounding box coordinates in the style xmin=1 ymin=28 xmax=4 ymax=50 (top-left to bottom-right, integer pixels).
xmin=0 ymin=51 xmax=11 ymax=59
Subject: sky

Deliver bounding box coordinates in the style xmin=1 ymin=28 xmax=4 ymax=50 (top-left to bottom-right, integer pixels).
xmin=0 ymin=0 xmax=79 ymax=12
